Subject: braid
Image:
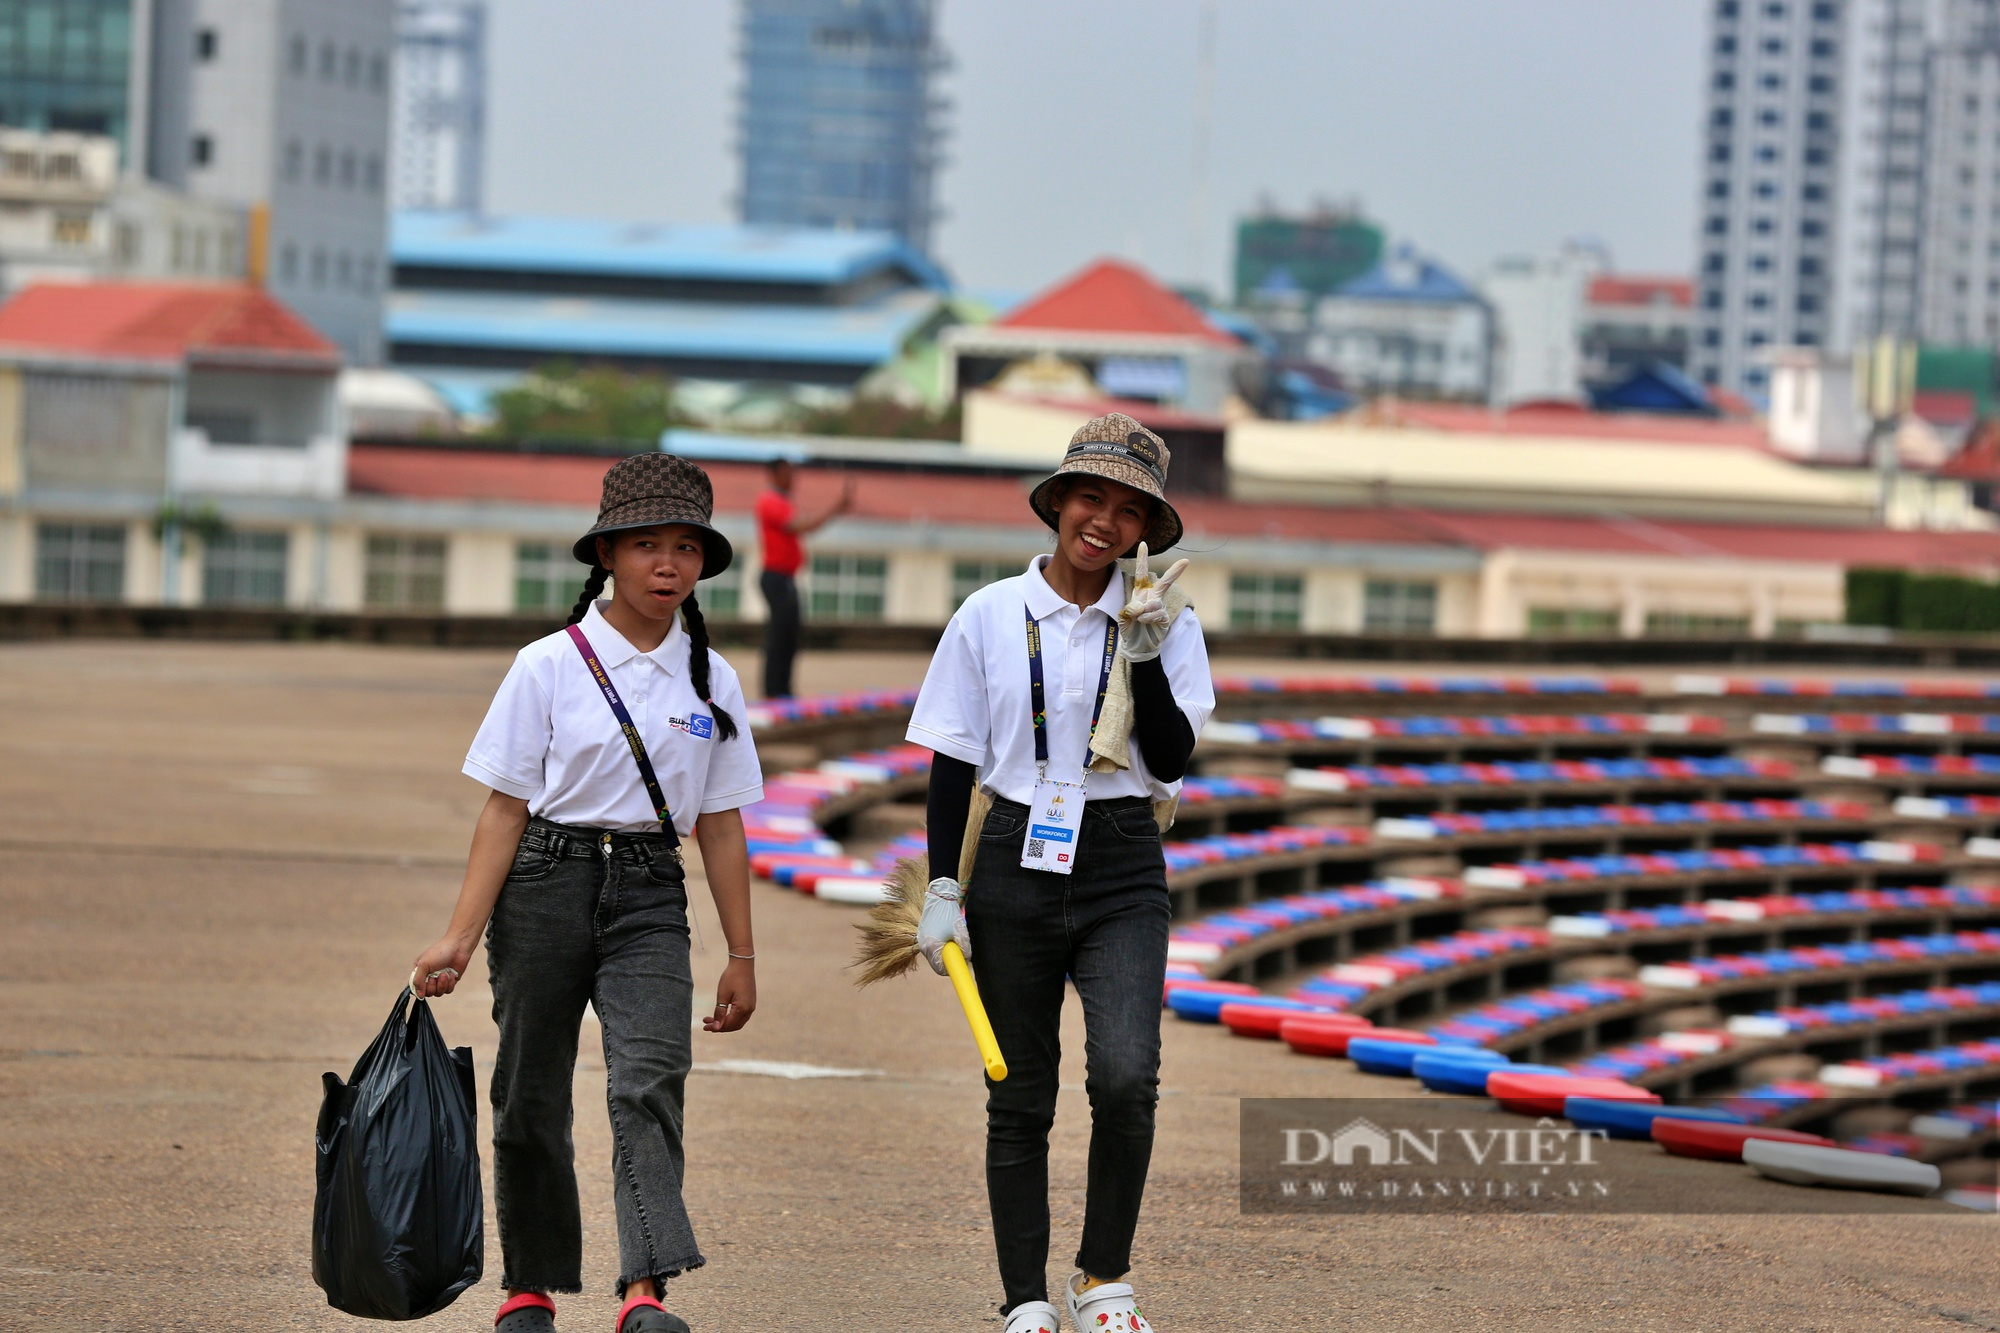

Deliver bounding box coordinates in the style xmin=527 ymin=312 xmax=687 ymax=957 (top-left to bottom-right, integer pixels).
xmin=566 ymin=565 xmax=608 ymax=626
xmin=681 ymin=591 xmax=739 ymax=741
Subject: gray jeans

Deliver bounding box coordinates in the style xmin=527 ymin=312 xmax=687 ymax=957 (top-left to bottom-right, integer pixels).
xmin=487 ymin=816 xmax=704 ymax=1296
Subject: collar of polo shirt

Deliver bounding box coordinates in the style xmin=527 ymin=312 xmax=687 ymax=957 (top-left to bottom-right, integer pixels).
xmin=580 ymin=599 xmax=685 ymax=675
xmin=1023 ymin=554 xmax=1126 ymax=623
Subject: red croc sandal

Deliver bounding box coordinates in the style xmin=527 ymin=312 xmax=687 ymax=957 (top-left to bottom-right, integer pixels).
xmin=496 ymin=1293 xmax=557 ymax=1333
xmin=616 ymin=1294 xmax=691 ymax=1333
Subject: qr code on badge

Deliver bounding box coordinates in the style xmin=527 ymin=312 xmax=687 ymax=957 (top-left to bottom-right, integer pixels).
xmin=1026 ymin=838 xmax=1046 ymax=859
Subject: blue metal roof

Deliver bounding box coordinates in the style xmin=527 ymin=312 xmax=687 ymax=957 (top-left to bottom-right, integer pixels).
xmin=385 ymin=287 xmax=943 ymax=369
xmin=392 ymin=211 xmax=952 ymax=292
xmin=1335 ymin=244 xmax=1480 ymax=304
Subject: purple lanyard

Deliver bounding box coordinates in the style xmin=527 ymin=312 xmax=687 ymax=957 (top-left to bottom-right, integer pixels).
xmin=565 ymin=624 xmax=679 ymax=849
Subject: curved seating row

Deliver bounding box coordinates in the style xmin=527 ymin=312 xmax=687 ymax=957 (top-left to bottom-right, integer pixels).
xmin=1206 ymin=711 xmax=1722 ymax=748
xmin=1684 ymin=675 xmax=2000 ymax=702
xmin=1420 ymin=935 xmax=2000 ymax=1054
xmin=1288 ymin=756 xmax=1795 ymax=796
xmin=1720 ymin=1038 xmax=2000 ymax=1125
xmin=743 ymin=743 xmax=930 ymax=889
xmin=746 ymin=688 xmax=920 ymax=733
xmin=1728 ymin=981 xmax=2000 ymax=1039
xmin=1214 ymin=673 xmax=1640 ymax=700
xmin=1169 ymin=870 xmax=2000 ymax=985
xmin=1372 ymin=795 xmax=1874 ymax=841
xmin=1821 ymin=753 xmax=2000 ymax=781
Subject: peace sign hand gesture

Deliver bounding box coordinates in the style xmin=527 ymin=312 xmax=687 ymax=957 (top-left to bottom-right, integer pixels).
xmin=1118 ymin=542 xmax=1189 ymax=662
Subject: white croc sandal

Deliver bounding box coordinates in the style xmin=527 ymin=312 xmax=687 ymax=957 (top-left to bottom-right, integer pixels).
xmin=1065 ymin=1274 xmax=1153 ymax=1333
xmin=1004 ymin=1300 xmax=1063 ymax=1333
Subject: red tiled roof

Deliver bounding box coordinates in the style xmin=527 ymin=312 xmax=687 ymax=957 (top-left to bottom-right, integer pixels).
xmin=1371 ymin=399 xmax=1773 ymax=450
xmin=1415 ymin=509 xmax=2000 ymax=573
xmin=993 ymin=259 xmax=1239 ymax=347
xmin=0 ymin=281 xmax=339 ymax=367
xmin=1586 ymin=275 xmax=1693 ymax=309
xmin=1939 ymin=422 xmax=2000 ymax=482
xmin=348 ymin=443 xmax=2000 ymax=573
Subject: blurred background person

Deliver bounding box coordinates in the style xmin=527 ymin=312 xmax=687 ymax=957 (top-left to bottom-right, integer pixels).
xmin=755 ymin=458 xmax=855 ymax=699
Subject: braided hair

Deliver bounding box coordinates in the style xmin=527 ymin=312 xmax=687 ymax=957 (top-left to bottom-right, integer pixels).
xmin=680 ymin=590 xmax=738 ymax=741
xmin=566 ymin=565 xmax=609 ymax=626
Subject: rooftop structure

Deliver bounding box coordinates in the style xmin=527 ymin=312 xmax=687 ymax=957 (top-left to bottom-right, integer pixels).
xmin=1581 ymin=275 xmax=1692 ymax=385
xmin=941 ymin=258 xmax=1251 ymax=414
xmin=1310 ymin=244 xmax=1492 ymax=402
xmin=387 ymin=211 xmax=955 ymax=415
xmin=1233 ymin=206 xmax=1383 ymax=307
xmin=737 ymin=0 xmax=946 ymax=255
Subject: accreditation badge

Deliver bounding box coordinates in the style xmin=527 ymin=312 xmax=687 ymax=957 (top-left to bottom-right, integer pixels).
xmin=1021 ymin=775 xmax=1086 ymax=874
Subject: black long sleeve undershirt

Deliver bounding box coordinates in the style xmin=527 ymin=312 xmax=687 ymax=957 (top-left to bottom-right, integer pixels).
xmin=923 ymin=656 xmax=1197 ymax=876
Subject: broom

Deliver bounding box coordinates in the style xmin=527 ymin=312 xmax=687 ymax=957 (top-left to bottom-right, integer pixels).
xmin=853 ymin=788 xmax=1007 ymax=1080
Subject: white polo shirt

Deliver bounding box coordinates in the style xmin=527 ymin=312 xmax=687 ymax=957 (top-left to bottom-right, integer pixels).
xmin=908 ymin=555 xmax=1214 ymax=805
xmin=464 ymin=600 xmax=764 ymax=833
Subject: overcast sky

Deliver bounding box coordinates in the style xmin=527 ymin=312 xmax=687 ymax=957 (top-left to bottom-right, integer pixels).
xmin=483 ymin=1 xmax=1707 ymax=297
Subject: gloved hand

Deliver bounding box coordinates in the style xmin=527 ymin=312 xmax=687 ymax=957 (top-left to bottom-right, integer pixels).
xmin=1117 ymin=542 xmax=1189 ymax=663
xmin=918 ymin=876 xmax=972 ymax=976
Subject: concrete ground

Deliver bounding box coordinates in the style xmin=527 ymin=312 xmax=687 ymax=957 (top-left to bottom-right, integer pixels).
xmin=0 ymin=640 xmax=1994 ymax=1333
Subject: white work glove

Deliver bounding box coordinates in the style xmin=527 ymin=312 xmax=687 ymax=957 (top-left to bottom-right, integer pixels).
xmin=918 ymin=876 xmax=972 ymax=976
xmin=1117 ymin=542 xmax=1189 ymax=663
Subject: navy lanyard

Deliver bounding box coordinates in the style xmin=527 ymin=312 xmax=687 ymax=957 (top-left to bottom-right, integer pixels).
xmin=565 ymin=624 xmax=680 ymax=850
xmin=1024 ymin=603 xmax=1119 ymax=769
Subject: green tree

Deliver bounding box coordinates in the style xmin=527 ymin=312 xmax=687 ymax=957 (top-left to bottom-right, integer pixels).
xmin=785 ymin=393 xmax=961 ymax=440
xmin=487 ymin=362 xmax=682 ymax=441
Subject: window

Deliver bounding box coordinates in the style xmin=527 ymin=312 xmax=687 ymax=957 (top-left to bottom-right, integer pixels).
xmin=311 ymin=247 xmax=326 ymax=287
xmin=1756 ymin=179 xmax=1779 ymax=197
xmin=1708 ymin=216 xmax=1730 ymax=235
xmin=339 ymin=149 xmax=355 ymax=187
xmin=51 ymin=212 xmax=91 ymax=246
xmin=203 ymin=531 xmax=287 ymax=606
xmin=514 ymin=541 xmax=582 ymax=613
xmin=951 ymin=558 xmax=1014 ymax=610
xmin=1750 ymin=253 xmax=1772 ymax=272
xmin=289 ymin=34 xmax=307 ymax=72
xmin=698 ymin=560 xmax=743 ymax=617
xmin=1716 ymin=35 xmax=1737 ymax=55
xmin=363 ymin=154 xmax=382 ymax=192
xmin=35 ymin=523 xmax=125 ymax=602
xmin=1715 ymin=71 xmax=1736 ymax=90
xmin=368 ymin=53 xmax=387 ymax=90
xmin=279 ymin=243 xmax=298 ymax=284
xmin=190 ymin=134 xmax=212 ymax=166
xmin=806 ymin=553 xmax=887 ymax=621
xmin=1645 ymin=611 xmax=1750 ymax=638
xmin=1808 ymin=74 xmax=1833 ymax=93
xmin=283 ymin=138 xmax=302 ymax=181
xmin=344 ymin=47 xmax=360 ymax=85
xmin=187 ymin=409 xmax=256 ymax=443
xmin=364 ymin=535 xmax=447 ymax=610
xmin=1363 ymin=580 xmax=1436 ymax=635
xmin=1230 ymin=572 xmax=1304 ymax=631
xmin=319 ymin=41 xmax=336 ymax=78
xmin=314 ymin=145 xmax=330 ymax=183
xmin=195 ymin=28 xmax=216 ymax=60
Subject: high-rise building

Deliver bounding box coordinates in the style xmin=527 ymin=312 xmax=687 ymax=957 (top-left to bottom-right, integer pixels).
xmin=392 ymin=0 xmax=484 ymax=214
xmin=737 ymin=0 xmax=946 ymax=254
xmin=1695 ymin=0 xmax=2000 ymax=395
xmin=0 ymin=0 xmax=393 ymax=364
xmin=1233 ymin=207 xmax=1383 ymax=308
xmin=1691 ymin=0 xmax=1845 ymax=397
xmin=1917 ymin=0 xmax=2000 ymax=345
xmin=183 ymin=0 xmax=395 ymax=364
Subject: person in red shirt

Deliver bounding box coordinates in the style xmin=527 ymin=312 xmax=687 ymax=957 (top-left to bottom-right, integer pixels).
xmin=754 ymin=458 xmax=853 ymax=698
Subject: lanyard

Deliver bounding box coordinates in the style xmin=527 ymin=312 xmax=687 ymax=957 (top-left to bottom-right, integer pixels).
xmin=564 ymin=624 xmax=679 ymax=850
xmin=1024 ymin=602 xmax=1119 ymax=772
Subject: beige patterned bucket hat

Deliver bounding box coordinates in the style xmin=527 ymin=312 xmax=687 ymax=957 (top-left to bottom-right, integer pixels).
xmin=1027 ymin=412 xmax=1183 ymax=553
xmin=572 ymin=452 xmax=734 ymax=578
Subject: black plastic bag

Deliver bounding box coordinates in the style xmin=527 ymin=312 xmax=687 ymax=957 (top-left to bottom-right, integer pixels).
xmin=313 ymin=987 xmax=484 ymax=1319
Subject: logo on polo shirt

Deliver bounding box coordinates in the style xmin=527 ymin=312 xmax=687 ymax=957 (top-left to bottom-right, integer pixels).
xmin=670 ymin=713 xmax=714 ymax=739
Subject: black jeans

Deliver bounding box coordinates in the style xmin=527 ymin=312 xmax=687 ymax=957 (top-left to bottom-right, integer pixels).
xmin=759 ymin=569 xmax=800 ymax=699
xmin=487 ymin=817 xmax=703 ymax=1296
xmin=967 ymin=795 xmax=1171 ymax=1315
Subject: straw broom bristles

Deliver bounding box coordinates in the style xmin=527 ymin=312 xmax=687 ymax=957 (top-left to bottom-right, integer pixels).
xmin=850 ymin=853 xmax=932 ymax=985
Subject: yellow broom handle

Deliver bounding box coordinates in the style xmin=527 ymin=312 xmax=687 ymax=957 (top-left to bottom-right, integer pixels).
xmin=941 ymin=942 xmax=1007 ymax=1081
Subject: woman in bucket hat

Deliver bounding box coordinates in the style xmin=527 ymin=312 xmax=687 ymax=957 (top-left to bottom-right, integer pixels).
xmin=905 ymin=413 xmax=1215 ymax=1332
xmin=411 ymin=453 xmax=764 ymax=1333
